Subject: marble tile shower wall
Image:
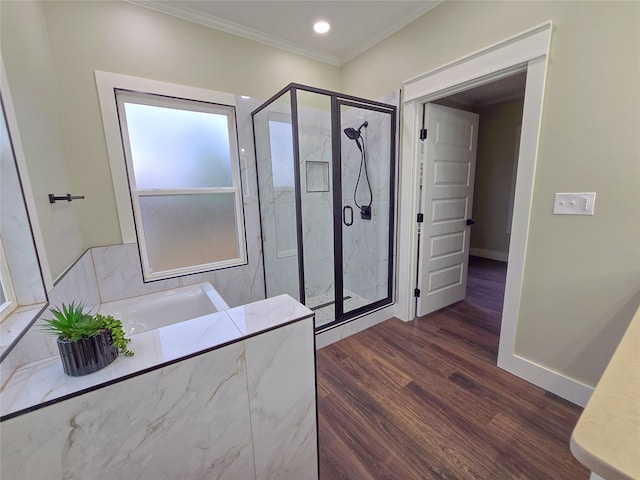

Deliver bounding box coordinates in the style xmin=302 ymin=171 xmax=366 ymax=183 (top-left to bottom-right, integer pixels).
xmin=2 ymin=95 xmax=266 ymax=370
xmin=341 ymin=90 xmax=399 ymax=303
xmin=299 ymin=106 xmax=334 ymax=301
xmin=258 ymin=91 xmax=398 ymax=307
xmin=254 ymin=100 xmax=300 ymax=300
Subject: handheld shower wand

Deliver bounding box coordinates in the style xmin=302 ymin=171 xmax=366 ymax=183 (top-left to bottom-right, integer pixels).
xmin=343 ymin=121 xmax=372 ymax=220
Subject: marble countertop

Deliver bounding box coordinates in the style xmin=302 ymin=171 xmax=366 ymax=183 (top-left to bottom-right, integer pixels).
xmin=0 ymin=295 xmax=313 ymax=420
xmin=570 ymin=306 xmax=640 ymax=480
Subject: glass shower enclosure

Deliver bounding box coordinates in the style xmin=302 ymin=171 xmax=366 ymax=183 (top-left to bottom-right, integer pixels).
xmin=252 ymin=84 xmax=396 ymax=331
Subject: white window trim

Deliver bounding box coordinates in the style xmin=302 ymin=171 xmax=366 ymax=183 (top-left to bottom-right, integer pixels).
xmin=399 ymin=22 xmax=593 ymax=407
xmin=95 ymin=71 xmax=237 ymax=244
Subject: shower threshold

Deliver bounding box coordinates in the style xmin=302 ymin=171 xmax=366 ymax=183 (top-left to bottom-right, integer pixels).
xmin=307 ymin=290 xmax=372 ymax=329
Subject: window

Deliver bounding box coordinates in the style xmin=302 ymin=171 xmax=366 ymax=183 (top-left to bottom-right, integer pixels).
xmin=115 ymin=90 xmax=246 ymax=281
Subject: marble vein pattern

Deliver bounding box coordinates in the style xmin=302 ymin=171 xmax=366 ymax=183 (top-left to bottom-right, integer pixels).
xmin=5 ymin=249 xmax=102 ymax=367
xmin=0 ymin=310 xmax=241 ymax=417
xmin=49 ymin=249 xmax=101 ymax=310
xmin=1 ymin=295 xmax=311 ymax=419
xmin=253 ymin=102 xmax=300 ymax=301
xmin=1 ymin=341 xmax=256 ymax=480
xmin=226 ymin=294 xmax=313 ymax=337
xmin=244 ymin=318 xmax=318 ymax=479
xmin=1 ymin=298 xmax=318 ymax=480
xmin=91 ymin=243 xmax=181 ymax=303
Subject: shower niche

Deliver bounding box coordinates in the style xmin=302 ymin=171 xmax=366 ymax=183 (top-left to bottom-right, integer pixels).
xmin=252 ymin=84 xmax=396 ymax=330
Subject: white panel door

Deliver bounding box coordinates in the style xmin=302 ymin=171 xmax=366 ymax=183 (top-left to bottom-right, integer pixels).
xmin=417 ymin=104 xmax=479 ymax=317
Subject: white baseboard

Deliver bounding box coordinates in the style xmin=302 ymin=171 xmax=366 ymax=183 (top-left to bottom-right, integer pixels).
xmin=469 ymin=247 xmax=509 ymax=262
xmin=315 ymin=305 xmax=394 ymax=349
xmin=497 ymin=352 xmax=594 ymax=407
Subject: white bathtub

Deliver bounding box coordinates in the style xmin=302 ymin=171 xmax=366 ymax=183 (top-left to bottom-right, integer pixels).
xmin=98 ymin=282 xmax=229 ymax=336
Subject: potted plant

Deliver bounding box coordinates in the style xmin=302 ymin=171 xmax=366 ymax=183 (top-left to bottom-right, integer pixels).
xmin=42 ymin=302 xmax=133 ymax=377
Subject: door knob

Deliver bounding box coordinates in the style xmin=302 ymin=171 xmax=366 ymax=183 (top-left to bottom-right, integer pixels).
xmin=466 ymin=219 xmax=475 ymax=226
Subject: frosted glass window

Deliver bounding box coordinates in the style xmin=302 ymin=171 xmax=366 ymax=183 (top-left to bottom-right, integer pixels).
xmin=116 ymin=90 xmax=246 ymax=281
xmin=124 ymin=103 xmax=232 ymax=189
xmin=139 ymin=194 xmax=239 ymax=273
xmin=268 ymin=120 xmax=295 ymax=188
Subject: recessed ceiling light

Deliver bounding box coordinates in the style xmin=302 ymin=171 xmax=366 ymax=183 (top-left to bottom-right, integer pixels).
xmin=313 ymin=21 xmax=330 ymax=34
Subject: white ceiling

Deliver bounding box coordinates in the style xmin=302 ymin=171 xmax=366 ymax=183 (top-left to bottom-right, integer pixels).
xmin=129 ymin=1 xmax=442 ymax=66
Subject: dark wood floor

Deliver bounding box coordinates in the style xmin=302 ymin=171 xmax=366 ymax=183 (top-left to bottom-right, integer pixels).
xmin=316 ymin=256 xmax=588 ymax=479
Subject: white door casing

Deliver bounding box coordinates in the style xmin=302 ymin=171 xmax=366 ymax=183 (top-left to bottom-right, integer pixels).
xmin=417 ymin=104 xmax=479 ymax=316
xmin=397 ymin=23 xmax=593 ymax=406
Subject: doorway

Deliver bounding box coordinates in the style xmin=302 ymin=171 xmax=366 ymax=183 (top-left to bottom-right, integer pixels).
xmin=398 ymin=23 xmax=553 ymax=389
xmin=417 ymin=72 xmax=526 ymax=331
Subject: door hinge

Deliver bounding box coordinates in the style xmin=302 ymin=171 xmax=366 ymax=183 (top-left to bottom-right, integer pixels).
xmin=417 ymin=213 xmax=424 ymax=223
xmin=419 ymin=128 xmax=428 ymax=141
xmin=414 ymin=288 xmax=421 ymax=298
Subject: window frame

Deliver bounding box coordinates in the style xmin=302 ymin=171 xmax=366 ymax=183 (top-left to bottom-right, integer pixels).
xmin=96 ymin=72 xmax=247 ymax=281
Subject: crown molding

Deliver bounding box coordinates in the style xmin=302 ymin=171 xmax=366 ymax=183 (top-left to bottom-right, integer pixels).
xmin=127 ymin=0 xmax=341 ymax=66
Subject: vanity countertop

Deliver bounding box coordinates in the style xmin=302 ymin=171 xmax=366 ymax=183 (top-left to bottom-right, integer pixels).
xmin=0 ymin=295 xmax=313 ymax=420
xmin=570 ymin=306 xmax=640 ymax=480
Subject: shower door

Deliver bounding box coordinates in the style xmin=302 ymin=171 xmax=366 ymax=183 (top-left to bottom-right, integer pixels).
xmin=335 ymin=99 xmax=396 ymax=321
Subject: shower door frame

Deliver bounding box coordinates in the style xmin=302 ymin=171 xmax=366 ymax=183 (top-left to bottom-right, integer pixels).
xmin=252 ymin=83 xmax=397 ymax=332
xmin=331 ymin=96 xmax=397 ymax=326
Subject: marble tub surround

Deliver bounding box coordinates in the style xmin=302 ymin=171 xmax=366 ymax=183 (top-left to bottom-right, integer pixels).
xmin=2 ymin=341 xmax=256 ymax=480
xmin=245 ymin=319 xmax=318 ymax=479
xmin=1 ymin=296 xmax=317 ymax=480
xmin=4 ymin=225 xmax=266 ymax=369
xmin=1 ymin=294 xmax=312 ymax=420
xmin=570 ymin=305 xmax=640 ymax=480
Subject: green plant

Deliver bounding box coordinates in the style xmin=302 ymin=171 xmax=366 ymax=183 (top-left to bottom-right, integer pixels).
xmin=42 ymin=302 xmax=102 ymax=341
xmin=95 ymin=314 xmax=134 ymax=357
xmin=43 ymin=303 xmax=134 ymax=356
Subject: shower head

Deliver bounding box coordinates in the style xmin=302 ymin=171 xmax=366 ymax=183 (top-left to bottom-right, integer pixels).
xmin=344 ymin=127 xmax=360 ymax=140
xmin=343 ymin=120 xmax=368 ymax=140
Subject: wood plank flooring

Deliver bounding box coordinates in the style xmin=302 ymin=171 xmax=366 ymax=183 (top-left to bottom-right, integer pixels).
xmin=317 ymin=256 xmax=589 ymax=479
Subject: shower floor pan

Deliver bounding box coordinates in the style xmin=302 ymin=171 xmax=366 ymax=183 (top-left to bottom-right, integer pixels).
xmin=307 ymin=290 xmax=372 ymax=328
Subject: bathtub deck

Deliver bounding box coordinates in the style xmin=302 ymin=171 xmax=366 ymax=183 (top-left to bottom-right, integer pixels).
xmin=0 ymin=295 xmax=312 ymax=420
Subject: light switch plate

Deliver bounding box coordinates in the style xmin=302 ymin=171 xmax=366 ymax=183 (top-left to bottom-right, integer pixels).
xmin=553 ymin=192 xmax=596 ymax=215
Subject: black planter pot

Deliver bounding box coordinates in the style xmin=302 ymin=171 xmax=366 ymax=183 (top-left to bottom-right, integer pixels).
xmin=57 ymin=330 xmax=118 ymax=376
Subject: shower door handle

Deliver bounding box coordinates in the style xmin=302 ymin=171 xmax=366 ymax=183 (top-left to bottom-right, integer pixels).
xmin=343 ymin=205 xmax=353 ymax=226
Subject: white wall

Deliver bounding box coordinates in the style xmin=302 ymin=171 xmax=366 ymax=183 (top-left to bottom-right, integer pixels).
xmin=0 ymin=1 xmax=85 ymax=281
xmin=471 ymin=97 xmax=524 ymax=258
xmin=341 ymin=1 xmax=640 ymax=388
